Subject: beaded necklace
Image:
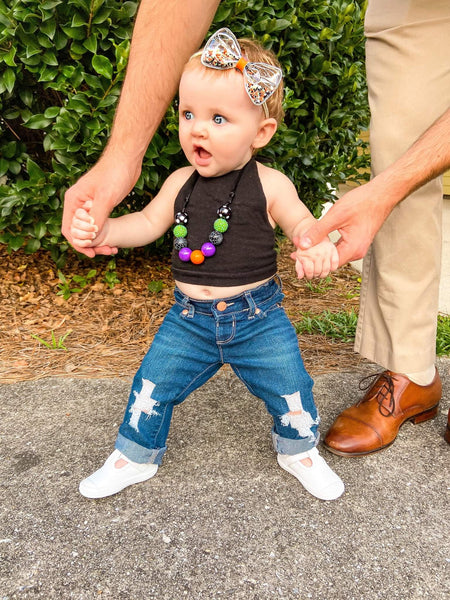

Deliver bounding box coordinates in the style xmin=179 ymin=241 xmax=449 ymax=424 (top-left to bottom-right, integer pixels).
xmin=173 ymin=161 xmax=249 ymax=265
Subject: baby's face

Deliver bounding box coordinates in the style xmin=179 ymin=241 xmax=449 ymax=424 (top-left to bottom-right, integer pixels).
xmin=178 ymin=66 xmax=266 ymax=177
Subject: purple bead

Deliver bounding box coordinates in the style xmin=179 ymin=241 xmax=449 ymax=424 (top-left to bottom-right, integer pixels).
xmin=179 ymin=247 xmax=192 ymax=262
xmin=201 ymin=242 xmax=216 ymax=257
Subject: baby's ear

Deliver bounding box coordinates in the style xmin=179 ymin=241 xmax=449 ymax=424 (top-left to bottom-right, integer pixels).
xmin=252 ymin=117 xmax=278 ymax=149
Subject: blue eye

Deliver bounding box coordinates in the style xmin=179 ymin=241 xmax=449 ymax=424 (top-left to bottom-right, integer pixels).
xmin=213 ymin=114 xmax=226 ymax=125
xmin=184 ymin=111 xmax=193 ymax=120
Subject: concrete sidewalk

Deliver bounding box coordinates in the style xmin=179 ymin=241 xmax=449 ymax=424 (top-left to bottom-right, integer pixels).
xmin=1 ymin=359 xmax=449 ymax=599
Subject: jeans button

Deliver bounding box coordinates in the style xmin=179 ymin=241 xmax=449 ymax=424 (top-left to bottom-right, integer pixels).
xmin=216 ymin=301 xmax=227 ymax=311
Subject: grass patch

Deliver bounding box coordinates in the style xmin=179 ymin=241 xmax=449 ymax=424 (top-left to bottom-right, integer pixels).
xmin=437 ymin=314 xmax=450 ymax=356
xmin=303 ymin=276 xmax=333 ymax=294
xmin=294 ymin=310 xmax=358 ymax=343
xmin=295 ymin=310 xmax=450 ymax=356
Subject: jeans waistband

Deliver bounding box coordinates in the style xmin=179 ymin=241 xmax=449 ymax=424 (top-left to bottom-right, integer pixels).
xmin=174 ymin=276 xmax=282 ymax=317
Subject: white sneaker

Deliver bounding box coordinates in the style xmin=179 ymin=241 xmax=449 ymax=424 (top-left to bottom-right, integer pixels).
xmin=79 ymin=450 xmax=158 ymax=499
xmin=277 ymin=447 xmax=345 ymax=501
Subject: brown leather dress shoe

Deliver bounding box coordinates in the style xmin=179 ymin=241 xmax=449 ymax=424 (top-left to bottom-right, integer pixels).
xmin=445 ymin=409 xmax=450 ymax=444
xmin=324 ymin=370 xmax=441 ymax=456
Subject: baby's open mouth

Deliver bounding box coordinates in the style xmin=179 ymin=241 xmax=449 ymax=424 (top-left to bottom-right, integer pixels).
xmin=194 ymin=146 xmax=212 ymax=160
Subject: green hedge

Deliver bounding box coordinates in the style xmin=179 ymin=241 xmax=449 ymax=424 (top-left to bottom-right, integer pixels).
xmin=0 ymin=0 xmax=369 ymax=263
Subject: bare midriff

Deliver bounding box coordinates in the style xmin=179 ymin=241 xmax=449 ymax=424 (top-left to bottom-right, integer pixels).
xmin=175 ymin=276 xmax=272 ymax=300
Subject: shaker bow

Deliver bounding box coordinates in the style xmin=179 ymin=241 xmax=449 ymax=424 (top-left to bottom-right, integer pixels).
xmin=201 ymin=28 xmax=282 ymax=107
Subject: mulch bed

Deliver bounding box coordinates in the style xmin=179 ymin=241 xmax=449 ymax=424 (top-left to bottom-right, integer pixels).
xmin=0 ymin=240 xmax=365 ymax=383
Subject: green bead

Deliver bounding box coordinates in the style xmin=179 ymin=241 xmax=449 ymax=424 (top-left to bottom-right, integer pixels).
xmin=173 ymin=224 xmax=187 ymax=238
xmin=214 ymin=218 xmax=228 ymax=233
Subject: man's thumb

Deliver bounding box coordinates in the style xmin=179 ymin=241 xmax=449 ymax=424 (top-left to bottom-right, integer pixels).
xmin=298 ymin=221 xmax=328 ymax=250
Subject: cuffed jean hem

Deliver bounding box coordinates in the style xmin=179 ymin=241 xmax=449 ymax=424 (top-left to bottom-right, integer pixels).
xmin=115 ymin=432 xmax=167 ymax=465
xmin=272 ymin=428 xmax=318 ymax=455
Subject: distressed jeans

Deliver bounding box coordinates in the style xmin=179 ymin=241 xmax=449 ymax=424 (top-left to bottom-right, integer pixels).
xmin=115 ymin=277 xmax=319 ymax=464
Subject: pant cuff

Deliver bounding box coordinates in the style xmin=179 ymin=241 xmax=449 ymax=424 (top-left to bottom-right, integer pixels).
xmin=272 ymin=428 xmax=318 ymax=455
xmin=115 ymin=432 xmax=167 ymax=465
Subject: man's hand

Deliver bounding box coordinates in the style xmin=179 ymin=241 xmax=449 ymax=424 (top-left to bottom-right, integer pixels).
xmin=298 ymin=107 xmax=450 ymax=265
xmin=298 ymin=181 xmax=394 ymax=266
xmin=62 ymin=154 xmax=140 ymax=257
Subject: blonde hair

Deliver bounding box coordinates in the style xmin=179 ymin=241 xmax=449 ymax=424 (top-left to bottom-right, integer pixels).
xmin=185 ymin=37 xmax=284 ymax=124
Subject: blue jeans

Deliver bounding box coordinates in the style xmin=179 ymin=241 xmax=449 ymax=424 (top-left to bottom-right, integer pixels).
xmin=115 ymin=277 xmax=319 ymax=464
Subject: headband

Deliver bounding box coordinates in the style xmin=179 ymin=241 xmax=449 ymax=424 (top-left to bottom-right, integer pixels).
xmin=200 ymin=28 xmax=282 ymax=118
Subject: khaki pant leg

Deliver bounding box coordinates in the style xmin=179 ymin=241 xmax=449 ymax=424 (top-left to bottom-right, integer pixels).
xmin=355 ymin=0 xmax=450 ymax=372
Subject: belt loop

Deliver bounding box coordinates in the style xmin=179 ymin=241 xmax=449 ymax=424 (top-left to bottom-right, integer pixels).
xmin=180 ymin=293 xmax=195 ymax=318
xmin=243 ymin=290 xmax=256 ymax=316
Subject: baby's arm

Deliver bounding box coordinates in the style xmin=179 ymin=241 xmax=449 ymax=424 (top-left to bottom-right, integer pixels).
xmin=260 ymin=164 xmax=339 ymax=279
xmin=70 ymin=167 xmax=193 ymax=250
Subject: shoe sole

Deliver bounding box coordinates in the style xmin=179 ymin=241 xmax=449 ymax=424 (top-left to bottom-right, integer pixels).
xmin=324 ymin=402 xmax=440 ymax=457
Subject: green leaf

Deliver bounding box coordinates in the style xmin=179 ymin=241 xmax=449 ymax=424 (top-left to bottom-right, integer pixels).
xmin=92 ymin=6 xmax=112 ymax=24
xmin=71 ymin=12 xmax=87 ymax=27
xmin=92 ymin=54 xmax=113 ymax=79
xmin=41 ymin=18 xmax=56 ymax=39
xmin=8 ymin=161 xmax=22 ymax=175
xmin=25 ymin=238 xmax=41 ymax=253
xmin=0 ymin=159 xmax=9 ymax=177
xmin=148 ymin=280 xmax=164 ymax=294
xmin=19 ymin=89 xmax=34 ymax=107
xmin=3 ymin=46 xmax=17 ymax=66
xmin=41 ymin=0 xmax=63 ymax=9
xmin=83 ymin=35 xmax=98 ymax=53
xmin=27 ymin=158 xmax=45 ymax=182
xmin=61 ymin=25 xmax=86 ymax=40
xmin=34 ymin=222 xmax=47 ymax=239
xmin=42 ymin=50 xmax=58 ymax=66
xmin=319 ymin=27 xmax=334 ymax=41
xmin=44 ymin=106 xmax=60 ymax=118
xmin=2 ymin=68 xmax=16 ymax=93
xmin=24 ymin=114 xmax=52 ymax=129
xmin=9 ymin=236 xmax=25 ymax=251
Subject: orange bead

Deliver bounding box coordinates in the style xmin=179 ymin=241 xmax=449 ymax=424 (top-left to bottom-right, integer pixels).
xmin=190 ymin=250 xmax=205 ymax=264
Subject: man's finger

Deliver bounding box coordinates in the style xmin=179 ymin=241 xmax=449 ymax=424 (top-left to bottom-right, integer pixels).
xmin=298 ymin=218 xmax=332 ymax=250
xmin=335 ymin=238 xmax=365 ymax=267
xmin=92 ymin=245 xmax=119 ymax=256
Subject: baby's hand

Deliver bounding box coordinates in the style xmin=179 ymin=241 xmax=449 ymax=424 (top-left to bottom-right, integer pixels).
xmin=291 ymin=236 xmax=339 ymax=280
xmin=69 ymin=200 xmax=99 ymax=248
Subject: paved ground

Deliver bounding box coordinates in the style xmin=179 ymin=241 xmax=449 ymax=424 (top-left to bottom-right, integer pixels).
xmin=1 ymin=359 xmax=449 ymax=600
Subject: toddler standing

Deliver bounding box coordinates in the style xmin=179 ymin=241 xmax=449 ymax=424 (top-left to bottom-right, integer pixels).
xmin=71 ymin=28 xmax=344 ymax=501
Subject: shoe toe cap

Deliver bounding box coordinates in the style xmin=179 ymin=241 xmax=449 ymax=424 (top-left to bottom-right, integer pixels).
xmin=79 ymin=477 xmax=103 ymax=499
xmin=317 ymin=478 xmax=345 ymax=501
xmin=324 ymin=414 xmax=382 ymax=455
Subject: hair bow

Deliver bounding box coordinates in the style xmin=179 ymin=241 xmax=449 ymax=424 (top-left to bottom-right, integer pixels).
xmin=201 ymin=28 xmax=282 ymax=108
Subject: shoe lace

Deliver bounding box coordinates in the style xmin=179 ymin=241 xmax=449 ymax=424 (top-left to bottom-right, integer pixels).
xmin=358 ymin=372 xmax=396 ymax=417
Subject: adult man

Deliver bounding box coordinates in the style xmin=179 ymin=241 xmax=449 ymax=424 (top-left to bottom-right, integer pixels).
xmin=301 ymin=1 xmax=450 ymax=453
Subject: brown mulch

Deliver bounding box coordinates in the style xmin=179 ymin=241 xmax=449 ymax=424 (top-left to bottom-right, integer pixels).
xmin=0 ymin=240 xmax=366 ymax=383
